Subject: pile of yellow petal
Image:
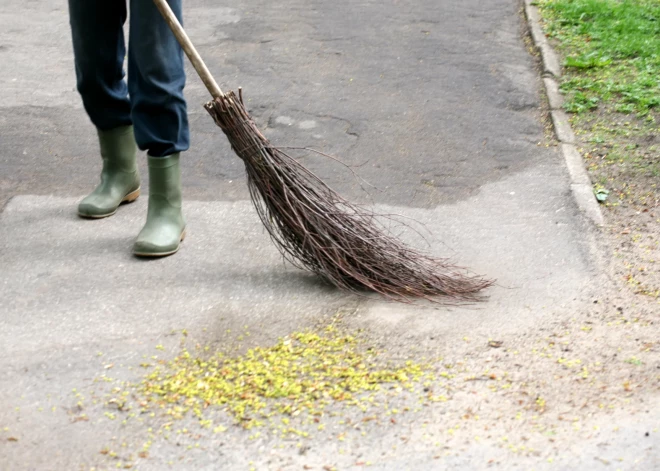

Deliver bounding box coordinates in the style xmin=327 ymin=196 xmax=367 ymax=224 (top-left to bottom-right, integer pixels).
xmin=139 ymin=324 xmax=432 ymax=429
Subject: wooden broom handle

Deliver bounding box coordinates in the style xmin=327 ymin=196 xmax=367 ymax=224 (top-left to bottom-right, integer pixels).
xmin=152 ymin=0 xmax=224 ymax=99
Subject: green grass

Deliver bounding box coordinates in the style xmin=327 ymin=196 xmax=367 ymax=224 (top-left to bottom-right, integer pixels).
xmin=536 ymin=0 xmax=660 ymax=202
xmin=537 ymin=0 xmax=660 ymax=116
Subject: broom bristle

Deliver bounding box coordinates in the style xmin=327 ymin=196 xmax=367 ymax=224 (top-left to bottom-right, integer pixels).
xmin=205 ymin=91 xmax=494 ymax=302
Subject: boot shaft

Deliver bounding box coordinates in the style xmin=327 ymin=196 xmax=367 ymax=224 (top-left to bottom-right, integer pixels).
xmin=97 ymin=125 xmax=138 ymax=173
xmin=147 ymin=153 xmax=182 ymax=207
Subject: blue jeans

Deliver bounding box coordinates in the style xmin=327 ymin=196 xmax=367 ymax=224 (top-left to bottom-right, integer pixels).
xmin=68 ymin=0 xmax=189 ymax=157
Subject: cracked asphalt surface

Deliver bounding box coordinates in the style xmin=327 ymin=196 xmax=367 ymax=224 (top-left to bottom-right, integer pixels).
xmin=1 ymin=0 xmax=546 ymax=208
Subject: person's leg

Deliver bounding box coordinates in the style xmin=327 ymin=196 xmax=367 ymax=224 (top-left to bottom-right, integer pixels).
xmin=69 ymin=0 xmax=131 ymax=131
xmin=128 ymin=0 xmax=189 ymax=157
xmin=128 ymin=0 xmax=187 ymax=256
xmin=69 ymin=0 xmax=140 ymax=218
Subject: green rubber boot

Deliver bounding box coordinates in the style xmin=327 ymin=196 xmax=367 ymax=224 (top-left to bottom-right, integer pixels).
xmin=133 ymin=153 xmax=186 ymax=257
xmin=78 ymin=125 xmax=141 ymax=218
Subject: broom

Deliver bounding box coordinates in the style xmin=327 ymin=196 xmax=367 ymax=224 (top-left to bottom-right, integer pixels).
xmin=153 ymin=0 xmax=494 ymax=302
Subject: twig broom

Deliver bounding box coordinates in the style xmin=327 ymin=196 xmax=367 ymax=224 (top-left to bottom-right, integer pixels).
xmin=153 ymin=0 xmax=493 ymax=302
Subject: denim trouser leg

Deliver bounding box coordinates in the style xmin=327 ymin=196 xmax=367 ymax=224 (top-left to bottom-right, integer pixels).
xmin=128 ymin=0 xmax=189 ymax=157
xmin=68 ymin=0 xmax=189 ymax=157
xmin=68 ymin=0 xmax=132 ymax=131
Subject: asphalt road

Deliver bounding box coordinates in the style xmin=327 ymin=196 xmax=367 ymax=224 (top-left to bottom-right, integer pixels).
xmin=4 ymin=1 xmax=649 ymax=470
xmin=1 ymin=0 xmax=546 ymax=209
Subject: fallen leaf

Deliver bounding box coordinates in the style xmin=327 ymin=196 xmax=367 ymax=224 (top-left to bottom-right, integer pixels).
xmin=595 ymin=188 xmax=609 ymax=202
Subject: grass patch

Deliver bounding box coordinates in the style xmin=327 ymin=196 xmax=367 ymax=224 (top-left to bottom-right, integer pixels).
xmin=537 ymin=0 xmax=660 ymax=116
xmin=536 ymin=0 xmax=659 ymax=204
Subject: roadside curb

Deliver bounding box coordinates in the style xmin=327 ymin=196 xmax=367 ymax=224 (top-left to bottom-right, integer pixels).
xmin=523 ymin=0 xmax=604 ymax=226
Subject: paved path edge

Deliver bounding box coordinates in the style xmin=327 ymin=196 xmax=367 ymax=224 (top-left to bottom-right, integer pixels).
xmin=523 ymin=0 xmax=605 ymax=226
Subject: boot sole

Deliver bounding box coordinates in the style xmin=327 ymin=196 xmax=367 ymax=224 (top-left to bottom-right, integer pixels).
xmin=78 ymin=188 xmax=141 ymax=219
xmin=133 ymin=229 xmax=186 ymax=258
